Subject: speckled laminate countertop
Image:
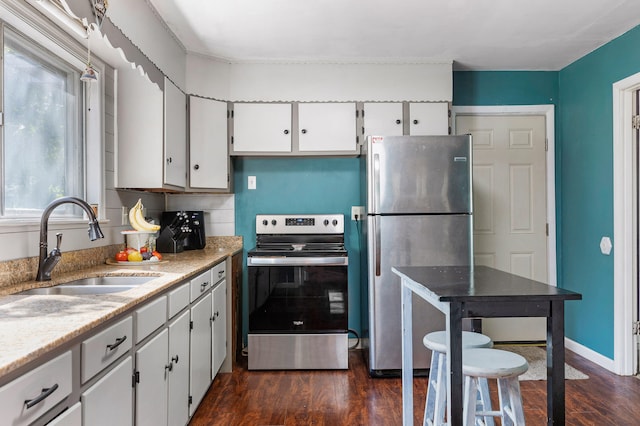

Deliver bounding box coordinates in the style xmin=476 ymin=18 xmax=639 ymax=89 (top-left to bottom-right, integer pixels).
xmin=0 ymin=241 xmax=242 ymax=381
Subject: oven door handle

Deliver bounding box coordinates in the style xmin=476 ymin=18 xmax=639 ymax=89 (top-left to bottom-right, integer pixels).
xmin=248 ymin=256 xmax=348 ymax=266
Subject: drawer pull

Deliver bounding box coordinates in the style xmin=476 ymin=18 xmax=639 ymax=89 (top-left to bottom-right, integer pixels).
xmin=218 ymin=270 xmax=224 ymax=277
xmin=200 ymin=282 xmax=209 ymax=291
xmin=24 ymin=384 xmax=58 ymax=409
xmin=171 ymin=355 xmax=179 ymax=364
xmin=106 ymin=336 xmax=127 ymax=351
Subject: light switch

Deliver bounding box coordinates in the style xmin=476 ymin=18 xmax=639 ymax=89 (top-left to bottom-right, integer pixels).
xmin=248 ymin=176 xmax=257 ymax=190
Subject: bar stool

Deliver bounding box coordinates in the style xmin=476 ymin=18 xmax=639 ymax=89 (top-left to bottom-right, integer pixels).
xmin=423 ymin=331 xmax=494 ymax=426
xmin=462 ymin=348 xmax=529 ymax=426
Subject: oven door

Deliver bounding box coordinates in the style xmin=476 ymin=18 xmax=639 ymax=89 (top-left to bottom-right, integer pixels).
xmin=248 ymin=256 xmax=348 ymax=333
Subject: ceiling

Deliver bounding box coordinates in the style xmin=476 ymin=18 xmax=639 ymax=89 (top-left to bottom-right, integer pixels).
xmin=146 ymin=0 xmax=640 ymax=71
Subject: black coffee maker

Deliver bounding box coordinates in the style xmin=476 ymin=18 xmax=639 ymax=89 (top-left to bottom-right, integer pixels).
xmin=157 ymin=211 xmax=206 ymax=253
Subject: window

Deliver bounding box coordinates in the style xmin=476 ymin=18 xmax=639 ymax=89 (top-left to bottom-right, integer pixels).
xmin=1 ymin=25 xmax=84 ymax=218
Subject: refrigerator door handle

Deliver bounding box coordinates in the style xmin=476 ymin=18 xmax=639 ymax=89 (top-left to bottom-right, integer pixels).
xmin=373 ymin=216 xmax=381 ymax=276
xmin=373 ymin=153 xmax=380 ymax=213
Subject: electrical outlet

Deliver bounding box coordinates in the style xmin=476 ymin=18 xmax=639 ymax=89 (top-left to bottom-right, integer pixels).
xmin=122 ymin=206 xmax=129 ymax=226
xmin=351 ymin=206 xmax=365 ymax=220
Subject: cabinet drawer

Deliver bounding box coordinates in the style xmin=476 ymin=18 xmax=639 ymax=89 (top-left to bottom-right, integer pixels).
xmin=135 ymin=295 xmax=167 ymax=343
xmin=190 ymin=269 xmax=212 ymax=302
xmin=0 ymin=351 xmax=72 ymax=426
xmin=48 ymin=402 xmax=81 ymax=425
xmin=168 ymin=282 xmax=189 ymax=318
xmin=81 ymin=316 xmax=133 ymax=383
xmin=211 ymin=260 xmax=226 ymax=285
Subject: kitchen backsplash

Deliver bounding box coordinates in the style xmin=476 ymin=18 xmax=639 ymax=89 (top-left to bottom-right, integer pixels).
xmin=0 ymin=236 xmax=242 ymax=290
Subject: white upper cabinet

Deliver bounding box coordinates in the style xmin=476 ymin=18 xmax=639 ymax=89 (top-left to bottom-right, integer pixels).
xmin=188 ymin=96 xmax=230 ymax=191
xmin=232 ymin=103 xmax=292 ymax=153
xmin=363 ymin=103 xmax=404 ymax=137
xmin=164 ymin=78 xmax=187 ymax=188
xmin=409 ymin=102 xmax=450 ymax=136
xmin=298 ymin=103 xmax=357 ymax=153
xmin=116 ymin=71 xmax=186 ymax=190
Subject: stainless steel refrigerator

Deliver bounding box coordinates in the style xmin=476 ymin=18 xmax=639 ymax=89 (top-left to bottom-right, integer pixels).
xmin=362 ymin=135 xmax=473 ymax=376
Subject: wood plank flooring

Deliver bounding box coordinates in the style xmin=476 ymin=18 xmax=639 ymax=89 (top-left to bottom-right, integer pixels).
xmin=189 ymin=349 xmax=640 ymax=425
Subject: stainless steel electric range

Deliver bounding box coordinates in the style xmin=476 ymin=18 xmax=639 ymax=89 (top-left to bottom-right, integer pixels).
xmin=247 ymin=214 xmax=349 ymax=370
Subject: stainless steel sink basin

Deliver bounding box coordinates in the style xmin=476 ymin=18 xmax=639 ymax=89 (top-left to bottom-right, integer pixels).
xmin=18 ymin=275 xmax=156 ymax=296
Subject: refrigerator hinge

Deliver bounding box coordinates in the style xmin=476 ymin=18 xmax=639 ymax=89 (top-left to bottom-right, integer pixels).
xmin=633 ymin=115 xmax=640 ymax=130
xmin=546 ymin=223 xmax=549 ymax=236
xmin=633 ymin=321 xmax=640 ymax=335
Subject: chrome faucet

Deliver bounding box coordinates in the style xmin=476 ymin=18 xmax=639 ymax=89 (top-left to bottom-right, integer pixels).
xmin=36 ymin=196 xmax=105 ymax=281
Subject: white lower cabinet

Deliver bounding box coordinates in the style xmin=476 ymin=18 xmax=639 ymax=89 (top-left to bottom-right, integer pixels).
xmin=48 ymin=402 xmax=81 ymax=426
xmin=82 ymin=356 xmax=133 ymax=426
xmin=0 ymin=351 xmax=72 ymax=426
xmin=189 ymin=292 xmax=212 ymax=416
xmin=168 ymin=311 xmax=190 ymax=426
xmin=211 ymin=280 xmax=227 ymax=378
xmin=135 ymin=330 xmax=169 ymax=426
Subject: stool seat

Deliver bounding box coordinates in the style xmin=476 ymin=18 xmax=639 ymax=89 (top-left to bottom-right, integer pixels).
xmin=463 ymin=348 xmax=528 ymax=378
xmin=422 ymin=332 xmax=494 ymax=426
xmin=463 ymin=348 xmax=529 ymax=425
xmin=423 ymin=330 xmax=493 ymax=353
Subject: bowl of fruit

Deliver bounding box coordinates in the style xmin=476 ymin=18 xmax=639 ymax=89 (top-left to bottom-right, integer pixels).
xmin=111 ymin=246 xmax=164 ymax=265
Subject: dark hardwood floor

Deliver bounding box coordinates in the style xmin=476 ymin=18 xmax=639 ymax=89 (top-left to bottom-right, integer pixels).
xmin=190 ymin=349 xmax=640 ymax=425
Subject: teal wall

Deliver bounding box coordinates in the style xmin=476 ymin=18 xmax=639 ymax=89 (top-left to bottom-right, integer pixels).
xmin=233 ymin=157 xmax=362 ymax=339
xmin=558 ymin=25 xmax=640 ymax=358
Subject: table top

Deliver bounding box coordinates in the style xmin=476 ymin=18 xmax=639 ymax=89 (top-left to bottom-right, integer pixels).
xmin=392 ymin=265 xmax=582 ymax=302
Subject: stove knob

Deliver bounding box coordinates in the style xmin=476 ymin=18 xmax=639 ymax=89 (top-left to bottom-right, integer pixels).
xmin=262 ymin=220 xmax=268 ymax=226
xmin=323 ymin=219 xmax=329 ymax=226
xmin=332 ymin=219 xmax=338 ymax=226
xmin=271 ymin=219 xmax=277 ymax=226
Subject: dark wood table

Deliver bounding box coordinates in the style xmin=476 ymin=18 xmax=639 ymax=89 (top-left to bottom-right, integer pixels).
xmin=392 ymin=265 xmax=582 ymax=426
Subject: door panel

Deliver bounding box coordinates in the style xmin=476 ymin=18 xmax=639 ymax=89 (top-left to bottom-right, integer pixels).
xmin=367 ymin=135 xmax=472 ymax=214
xmin=456 ymin=114 xmax=547 ymax=342
xmin=367 ymin=214 xmax=471 ymax=371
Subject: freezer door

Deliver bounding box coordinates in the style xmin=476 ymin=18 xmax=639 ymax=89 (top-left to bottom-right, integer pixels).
xmin=367 ymin=214 xmax=472 ymax=372
xmin=367 ymin=135 xmax=472 ymax=214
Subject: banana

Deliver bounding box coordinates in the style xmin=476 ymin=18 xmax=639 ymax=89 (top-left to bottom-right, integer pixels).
xmin=129 ymin=199 xmax=160 ymax=232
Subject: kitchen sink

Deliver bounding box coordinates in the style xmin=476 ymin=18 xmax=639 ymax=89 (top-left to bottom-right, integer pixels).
xmin=18 ymin=275 xmax=157 ymax=296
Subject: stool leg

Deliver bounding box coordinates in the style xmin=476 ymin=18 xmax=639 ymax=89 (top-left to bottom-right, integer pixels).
xmin=476 ymin=378 xmax=495 ymax=426
xmin=463 ymin=376 xmax=478 ymax=426
xmin=423 ymin=352 xmax=440 ymax=426
xmin=432 ymin=352 xmax=447 ymax=425
xmin=497 ymin=377 xmax=526 ymax=426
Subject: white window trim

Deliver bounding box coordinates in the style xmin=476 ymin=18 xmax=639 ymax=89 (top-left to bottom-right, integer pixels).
xmin=0 ymin=0 xmax=105 ymax=226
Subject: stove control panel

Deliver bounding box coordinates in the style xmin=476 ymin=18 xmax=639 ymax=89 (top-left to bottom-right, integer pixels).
xmin=256 ymin=214 xmax=344 ymax=234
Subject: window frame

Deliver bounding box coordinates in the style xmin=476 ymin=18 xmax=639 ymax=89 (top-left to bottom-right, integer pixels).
xmin=1 ymin=24 xmax=84 ymax=218
xmin=0 ymin=1 xmax=105 ymax=226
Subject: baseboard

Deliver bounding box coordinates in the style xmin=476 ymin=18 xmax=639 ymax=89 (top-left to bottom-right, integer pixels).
xmin=565 ymin=337 xmax=616 ymax=373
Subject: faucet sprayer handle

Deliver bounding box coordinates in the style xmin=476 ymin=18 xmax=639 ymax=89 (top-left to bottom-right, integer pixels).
xmin=55 ymin=233 xmax=62 ymax=250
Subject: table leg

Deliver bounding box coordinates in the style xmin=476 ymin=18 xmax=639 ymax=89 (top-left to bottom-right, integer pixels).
xmin=547 ymin=300 xmax=566 ymax=425
xmin=446 ymin=303 xmax=464 ymax=426
xmin=401 ymin=281 xmax=413 ymax=426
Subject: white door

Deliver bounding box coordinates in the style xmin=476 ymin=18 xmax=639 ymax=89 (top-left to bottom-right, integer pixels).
xmin=189 ymin=293 xmax=212 ymax=415
xmin=168 ymin=311 xmax=190 ymax=426
xmin=189 ymin=96 xmax=228 ymax=190
xmin=363 ymin=102 xmax=404 ymax=137
xmin=164 ymin=78 xmax=187 ymax=188
xmin=456 ymin=114 xmax=548 ymax=342
xmin=298 ymin=103 xmax=357 ymax=152
xmin=409 ymin=102 xmax=449 ymax=135
xmin=211 ymin=281 xmax=227 ymax=378
xmin=232 ymin=103 xmax=292 ymax=153
xmin=135 ymin=330 xmax=168 ymax=426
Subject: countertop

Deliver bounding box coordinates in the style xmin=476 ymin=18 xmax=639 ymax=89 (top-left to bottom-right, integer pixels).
xmin=0 ymin=243 xmax=242 ymax=381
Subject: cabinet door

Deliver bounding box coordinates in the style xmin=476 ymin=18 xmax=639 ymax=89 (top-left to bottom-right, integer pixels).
xmin=164 ymin=78 xmax=187 ymax=188
xmin=409 ymin=102 xmax=449 ymax=135
xmin=363 ymin=102 xmax=404 ymax=137
xmin=135 ymin=330 xmax=169 ymax=426
xmin=168 ymin=311 xmax=190 ymax=426
xmin=82 ymin=356 xmax=133 ymax=426
xmin=232 ymin=103 xmax=292 ymax=153
xmin=189 ymin=96 xmax=229 ymax=189
xmin=116 ymin=67 xmax=164 ymax=189
xmin=189 ymin=293 xmax=212 ymax=416
xmin=211 ymin=280 xmax=227 ymax=378
xmin=298 ymin=103 xmax=357 ymax=152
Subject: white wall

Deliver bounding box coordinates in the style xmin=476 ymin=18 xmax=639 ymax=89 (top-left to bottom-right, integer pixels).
xmin=165 ymin=194 xmax=235 ymax=237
